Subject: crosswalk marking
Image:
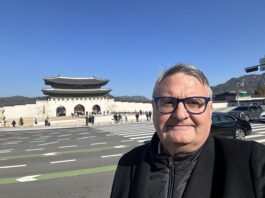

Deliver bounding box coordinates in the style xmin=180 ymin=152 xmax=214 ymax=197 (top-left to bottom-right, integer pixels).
xmin=100 ymin=123 xmax=265 ymax=144
xmin=245 ymin=134 xmax=264 ymax=139
xmin=255 ymin=139 xmax=265 ymax=143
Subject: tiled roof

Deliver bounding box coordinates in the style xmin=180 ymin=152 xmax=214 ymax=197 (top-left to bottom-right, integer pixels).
xmin=43 ymin=76 xmax=109 ymax=86
xmin=42 ymin=88 xmax=111 ymax=96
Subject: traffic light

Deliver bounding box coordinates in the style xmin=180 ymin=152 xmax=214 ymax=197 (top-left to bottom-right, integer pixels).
xmin=245 ymin=65 xmax=259 ymax=73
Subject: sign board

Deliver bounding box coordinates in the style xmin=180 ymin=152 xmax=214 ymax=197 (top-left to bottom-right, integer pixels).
xmin=260 ymin=58 xmax=265 ymax=65
xmin=260 ymin=64 xmax=265 ymax=71
xmin=245 ymin=65 xmax=259 ymax=73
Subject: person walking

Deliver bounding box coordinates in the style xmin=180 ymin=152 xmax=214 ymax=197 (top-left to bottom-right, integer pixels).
xmin=19 ymin=117 xmax=24 ymax=127
xmin=12 ymin=120 xmax=16 ymax=127
xmin=135 ymin=112 xmax=139 ymax=122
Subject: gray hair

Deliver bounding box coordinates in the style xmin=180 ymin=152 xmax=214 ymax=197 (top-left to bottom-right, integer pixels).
xmin=152 ymin=63 xmax=212 ymax=98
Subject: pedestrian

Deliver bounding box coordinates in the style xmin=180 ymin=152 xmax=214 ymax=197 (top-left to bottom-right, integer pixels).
xmin=85 ymin=115 xmax=89 ymax=126
xmin=45 ymin=118 xmax=50 ymax=126
xmin=19 ymin=117 xmax=24 ymax=127
xmin=135 ymin=112 xmax=139 ymax=122
xmin=111 ymin=64 xmax=265 ymax=198
xmin=91 ymin=115 xmax=95 ymax=124
xmin=88 ymin=115 xmax=92 ymax=126
xmin=124 ymin=112 xmax=128 ymax=122
xmin=145 ymin=111 xmax=149 ymax=121
xmin=148 ymin=111 xmax=152 ymax=120
xmin=113 ymin=113 xmax=118 ymax=123
xmin=118 ymin=114 xmax=122 ymax=122
xmin=12 ymin=120 xmax=16 ymax=127
xmin=34 ymin=117 xmax=38 ymax=125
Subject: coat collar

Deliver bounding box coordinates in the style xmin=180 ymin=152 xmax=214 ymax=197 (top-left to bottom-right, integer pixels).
xmin=183 ymin=135 xmax=215 ymax=198
xmin=132 ymin=134 xmax=216 ymax=198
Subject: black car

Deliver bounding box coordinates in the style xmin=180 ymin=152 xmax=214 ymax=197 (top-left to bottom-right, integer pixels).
xmin=228 ymin=104 xmax=263 ymax=121
xmin=211 ymin=112 xmax=252 ymax=140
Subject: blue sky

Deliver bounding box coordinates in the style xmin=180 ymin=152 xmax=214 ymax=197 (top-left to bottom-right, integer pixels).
xmin=1 ymin=0 xmax=265 ymax=99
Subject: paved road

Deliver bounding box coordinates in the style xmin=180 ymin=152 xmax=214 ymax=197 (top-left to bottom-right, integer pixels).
xmin=99 ymin=121 xmax=265 ymax=145
xmin=0 ymin=126 xmax=139 ymax=198
xmin=0 ymin=121 xmax=265 ymax=198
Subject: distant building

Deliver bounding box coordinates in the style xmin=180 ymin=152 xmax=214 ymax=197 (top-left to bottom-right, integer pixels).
xmin=42 ymin=76 xmax=112 ymax=116
xmin=42 ymin=76 xmax=111 ymax=97
xmin=214 ymin=92 xmax=237 ymax=102
xmin=2 ymin=76 xmax=152 ymax=121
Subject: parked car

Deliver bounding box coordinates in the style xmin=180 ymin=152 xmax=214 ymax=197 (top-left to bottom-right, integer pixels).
xmin=259 ymin=111 xmax=265 ymax=122
xmin=228 ymin=104 xmax=263 ymax=121
xmin=211 ymin=112 xmax=252 ymax=140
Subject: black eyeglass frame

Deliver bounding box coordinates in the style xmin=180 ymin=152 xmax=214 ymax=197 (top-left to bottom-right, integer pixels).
xmin=153 ymin=96 xmax=211 ymax=115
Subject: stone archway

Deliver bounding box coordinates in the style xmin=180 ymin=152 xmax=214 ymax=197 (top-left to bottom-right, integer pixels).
xmin=74 ymin=104 xmax=85 ymax=116
xmin=56 ymin=106 xmax=66 ymax=117
xmin=92 ymin=105 xmax=101 ymax=114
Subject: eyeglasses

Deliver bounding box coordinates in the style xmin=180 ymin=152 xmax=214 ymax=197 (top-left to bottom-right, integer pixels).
xmin=153 ymin=96 xmax=211 ymax=115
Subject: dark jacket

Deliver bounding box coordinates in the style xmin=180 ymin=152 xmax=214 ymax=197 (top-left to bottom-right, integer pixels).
xmin=111 ymin=134 xmax=265 ymax=198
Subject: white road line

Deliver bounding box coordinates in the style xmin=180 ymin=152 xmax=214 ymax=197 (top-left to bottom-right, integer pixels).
xmin=17 ymin=175 xmax=40 ymax=182
xmin=124 ymin=133 xmax=154 ymax=137
xmin=137 ymin=139 xmax=150 ymax=143
xmin=25 ymin=148 xmax=44 ymax=152
xmin=79 ymin=132 xmax=91 ymax=135
xmin=77 ymin=136 xmax=96 ymax=140
xmin=114 ymin=145 xmax=126 ymax=148
xmin=43 ymin=152 xmax=58 ymax=156
xmin=121 ymin=139 xmax=134 ymax=142
xmin=130 ymin=135 xmax=153 ymax=140
xmin=101 ymin=154 xmax=122 ymax=158
xmin=90 ymin=142 xmax=107 ymax=146
xmin=16 ymin=137 xmax=29 ymax=140
xmin=116 ymin=131 xmax=153 ymax=135
xmin=0 ymin=149 xmax=13 ymax=153
xmin=255 ymin=139 xmax=265 ymax=143
xmin=256 ymin=132 xmax=265 ymax=134
xmin=34 ymin=136 xmax=50 ymax=140
xmin=30 ymin=140 xmax=46 ymax=143
xmin=58 ymin=134 xmax=72 ymax=137
xmin=0 ymin=164 xmax=27 ymax=169
xmin=38 ymin=141 xmax=59 ymax=146
xmin=59 ymin=145 xmax=77 ymax=149
xmin=106 ymin=134 xmax=116 ymax=136
xmin=246 ymin=134 xmax=265 ymax=139
xmin=57 ymin=138 xmax=70 ymax=141
xmin=50 ymin=159 xmax=76 ymax=164
xmin=2 ymin=141 xmax=21 ymax=145
xmin=252 ymin=128 xmax=265 ymax=132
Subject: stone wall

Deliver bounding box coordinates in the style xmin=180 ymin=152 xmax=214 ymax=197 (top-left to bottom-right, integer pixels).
xmin=1 ymin=98 xmax=152 ymax=122
xmin=1 ymin=98 xmax=231 ymax=127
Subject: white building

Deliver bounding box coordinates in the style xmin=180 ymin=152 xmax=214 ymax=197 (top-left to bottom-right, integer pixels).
xmin=1 ymin=76 xmax=152 ymax=126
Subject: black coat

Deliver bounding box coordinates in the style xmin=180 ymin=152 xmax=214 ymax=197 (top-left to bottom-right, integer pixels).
xmin=111 ymin=134 xmax=265 ymax=198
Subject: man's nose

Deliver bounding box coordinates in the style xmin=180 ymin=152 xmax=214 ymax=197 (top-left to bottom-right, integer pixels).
xmin=171 ymin=102 xmax=189 ymax=119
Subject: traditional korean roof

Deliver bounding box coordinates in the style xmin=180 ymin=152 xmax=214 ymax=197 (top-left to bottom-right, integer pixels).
xmin=43 ymin=76 xmax=109 ymax=87
xmin=41 ymin=88 xmax=111 ymax=97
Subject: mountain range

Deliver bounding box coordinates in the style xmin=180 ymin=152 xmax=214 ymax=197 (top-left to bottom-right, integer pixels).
xmin=211 ymin=73 xmax=265 ymax=95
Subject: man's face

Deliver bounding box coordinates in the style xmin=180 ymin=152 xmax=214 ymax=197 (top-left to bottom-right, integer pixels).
xmin=152 ymin=72 xmax=212 ymax=155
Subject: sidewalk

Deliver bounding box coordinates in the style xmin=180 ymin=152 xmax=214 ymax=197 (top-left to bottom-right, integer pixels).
xmin=0 ymin=114 xmax=153 ymax=132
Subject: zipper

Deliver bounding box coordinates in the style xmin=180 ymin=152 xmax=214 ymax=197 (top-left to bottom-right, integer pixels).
xmin=167 ymin=157 xmax=175 ymax=198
